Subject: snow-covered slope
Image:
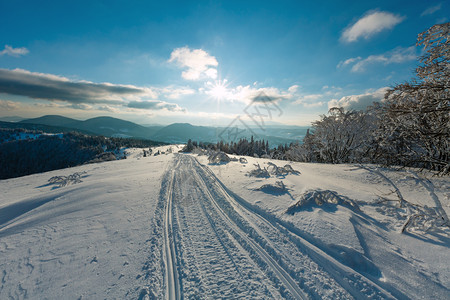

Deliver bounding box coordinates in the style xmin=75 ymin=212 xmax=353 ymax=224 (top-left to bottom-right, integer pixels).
xmin=198 ymin=154 xmax=450 ymax=299
xmin=1 ymin=149 xmax=449 ymax=299
xmin=0 ymin=150 xmax=172 ymax=299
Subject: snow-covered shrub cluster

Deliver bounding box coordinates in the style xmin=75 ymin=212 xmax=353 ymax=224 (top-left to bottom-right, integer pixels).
xmin=286 ymin=190 xmax=360 ymax=214
xmin=248 ymin=162 xmax=300 ymax=197
xmin=208 ymin=151 xmax=231 ymax=164
xmin=267 ymin=162 xmax=300 ymax=176
xmin=247 ymin=163 xmax=270 ymax=178
xmin=48 ymin=171 xmax=86 ymax=187
xmin=401 ymin=203 xmax=448 ymax=233
xmin=248 ymin=162 xmax=300 ymax=179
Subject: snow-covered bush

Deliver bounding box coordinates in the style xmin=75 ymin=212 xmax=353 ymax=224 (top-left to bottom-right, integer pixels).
xmin=247 ymin=163 xmax=270 ymax=178
xmin=48 ymin=171 xmax=86 ymax=187
xmin=400 ymin=205 xmax=449 ymax=233
xmin=208 ymin=151 xmax=231 ymax=164
xmin=286 ymin=189 xmax=360 ymax=214
xmin=267 ymin=162 xmax=300 ymax=176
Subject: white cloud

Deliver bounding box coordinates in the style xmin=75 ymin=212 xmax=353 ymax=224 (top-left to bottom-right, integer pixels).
xmin=339 ymin=47 xmax=416 ymax=72
xmin=351 ymin=56 xmax=387 ymax=72
xmin=33 ymin=102 xmax=63 ymax=109
xmin=224 ymin=85 xmax=290 ymax=104
xmin=328 ymin=87 xmax=388 ymax=110
xmin=168 ymin=47 xmax=218 ymax=80
xmin=69 ymin=103 xmax=93 ymax=110
xmin=341 ymin=11 xmax=404 ymax=43
xmin=0 ymin=99 xmax=21 ymax=110
xmin=293 ymin=94 xmax=322 ymax=105
xmin=0 ymin=45 xmax=29 ymax=57
xmin=303 ymin=101 xmax=325 ymax=108
xmin=157 ymin=86 xmax=196 ymax=99
xmin=288 ymin=85 xmax=299 ymax=93
xmin=337 ymin=57 xmax=362 ymax=68
xmin=293 ymin=86 xmax=343 ymax=107
xmin=127 ymin=100 xmax=186 ymax=112
xmin=204 ymin=68 xmax=218 ymax=79
xmin=421 ymin=4 xmax=441 ymax=17
xmin=97 ymin=105 xmax=119 ymax=113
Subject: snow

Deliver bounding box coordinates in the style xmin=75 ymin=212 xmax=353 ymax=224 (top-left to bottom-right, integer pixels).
xmin=197 ymin=154 xmax=450 ymax=299
xmin=1 ymin=149 xmax=449 ymax=299
xmin=0 ymin=151 xmax=171 ymax=299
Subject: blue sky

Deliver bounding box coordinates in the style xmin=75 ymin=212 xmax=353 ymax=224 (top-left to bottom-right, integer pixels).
xmin=0 ymin=0 xmax=447 ymax=126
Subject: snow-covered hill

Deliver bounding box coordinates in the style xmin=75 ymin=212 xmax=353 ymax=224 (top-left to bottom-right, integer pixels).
xmin=0 ymin=148 xmax=449 ymax=299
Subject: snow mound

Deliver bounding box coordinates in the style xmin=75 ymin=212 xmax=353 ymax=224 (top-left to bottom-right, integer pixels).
xmin=286 ymin=189 xmax=360 ymax=214
xmin=254 ymin=181 xmax=288 ymax=195
xmin=208 ymin=151 xmax=231 ymax=164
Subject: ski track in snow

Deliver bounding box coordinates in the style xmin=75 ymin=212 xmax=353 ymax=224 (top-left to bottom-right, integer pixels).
xmin=1 ymin=149 xmax=448 ymax=299
xmin=163 ymin=167 xmax=181 ymax=300
xmin=155 ymin=154 xmax=397 ymax=299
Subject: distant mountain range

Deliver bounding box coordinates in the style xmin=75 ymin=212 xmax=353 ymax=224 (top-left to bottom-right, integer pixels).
xmin=0 ymin=115 xmax=308 ymax=146
xmin=0 ymin=116 xmax=26 ymax=122
xmin=18 ymin=115 xmax=162 ymax=139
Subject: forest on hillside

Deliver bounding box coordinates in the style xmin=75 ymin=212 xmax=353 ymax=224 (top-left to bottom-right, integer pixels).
xmin=0 ymin=130 xmax=165 ymax=179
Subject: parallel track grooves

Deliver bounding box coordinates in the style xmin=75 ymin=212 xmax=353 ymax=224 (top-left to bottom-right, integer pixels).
xmin=163 ymin=170 xmax=181 ymax=300
xmin=190 ymin=160 xmax=308 ymax=299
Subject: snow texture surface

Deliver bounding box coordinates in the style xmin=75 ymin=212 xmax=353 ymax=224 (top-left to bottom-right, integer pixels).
xmin=1 ymin=148 xmax=449 ymax=299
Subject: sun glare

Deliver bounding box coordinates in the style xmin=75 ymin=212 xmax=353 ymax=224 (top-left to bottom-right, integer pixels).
xmin=208 ymin=80 xmax=229 ymax=100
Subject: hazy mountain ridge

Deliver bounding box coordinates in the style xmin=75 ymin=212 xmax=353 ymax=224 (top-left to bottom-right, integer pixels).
xmin=0 ymin=116 xmax=26 ymax=122
xmin=0 ymin=120 xmax=96 ymax=136
xmin=15 ymin=115 xmax=308 ymax=146
xmin=20 ymin=115 xmax=162 ymax=139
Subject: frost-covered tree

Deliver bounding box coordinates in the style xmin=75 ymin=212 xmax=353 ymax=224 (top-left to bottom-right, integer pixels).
xmin=378 ymin=22 xmax=449 ymax=174
xmin=182 ymin=139 xmax=194 ymax=152
xmin=301 ymin=107 xmax=375 ymax=163
xmin=285 ymin=129 xmax=320 ymax=162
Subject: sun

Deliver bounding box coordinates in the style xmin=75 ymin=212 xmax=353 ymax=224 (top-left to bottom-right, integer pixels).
xmin=208 ymin=79 xmax=229 ymax=100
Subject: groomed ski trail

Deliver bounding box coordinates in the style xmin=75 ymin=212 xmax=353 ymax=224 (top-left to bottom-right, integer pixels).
xmin=163 ymin=169 xmax=181 ymax=300
xmin=158 ymin=154 xmax=397 ymax=299
xmin=197 ymin=157 xmax=397 ymax=299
